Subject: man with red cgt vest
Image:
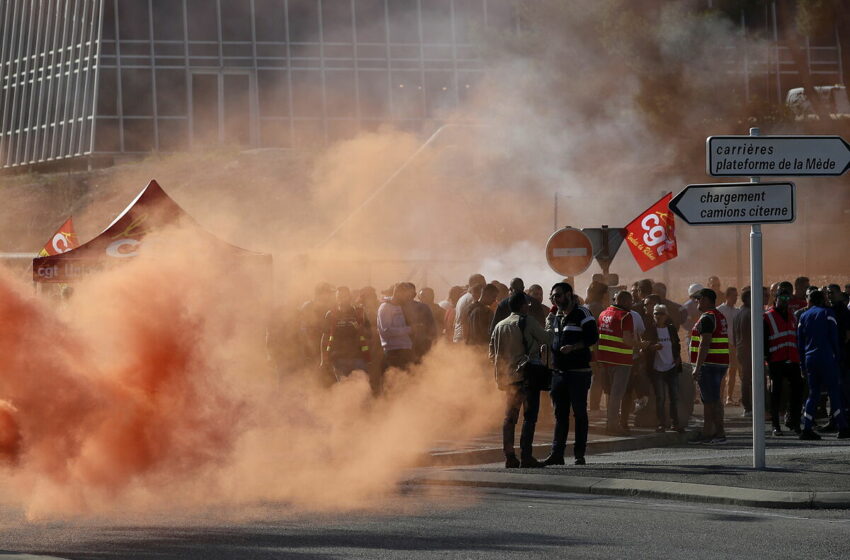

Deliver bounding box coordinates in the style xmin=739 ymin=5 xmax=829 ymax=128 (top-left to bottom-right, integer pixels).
xmin=689 ymin=288 xmax=730 ymax=444
xmin=764 ymin=282 xmax=804 ymax=437
xmin=597 ymin=291 xmax=637 ymax=436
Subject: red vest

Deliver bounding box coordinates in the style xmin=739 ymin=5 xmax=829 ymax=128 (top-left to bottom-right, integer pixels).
xmin=597 ymin=306 xmax=634 ymax=366
xmin=764 ymin=307 xmax=800 ymax=363
xmin=689 ymin=309 xmax=729 ymax=365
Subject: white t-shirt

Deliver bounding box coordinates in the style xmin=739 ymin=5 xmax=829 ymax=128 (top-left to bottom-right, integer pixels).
xmin=630 ymin=310 xmax=646 ymax=337
xmin=453 ymin=292 xmax=475 ymax=343
xmin=654 ymin=326 xmax=676 ymax=371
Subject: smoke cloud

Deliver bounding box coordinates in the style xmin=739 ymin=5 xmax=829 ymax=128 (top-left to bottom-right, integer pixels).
xmin=0 ymin=0 xmax=848 ymax=520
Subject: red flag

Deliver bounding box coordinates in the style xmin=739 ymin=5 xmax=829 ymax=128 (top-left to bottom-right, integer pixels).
xmin=38 ymin=217 xmax=78 ymax=257
xmin=624 ymin=193 xmax=677 ymax=272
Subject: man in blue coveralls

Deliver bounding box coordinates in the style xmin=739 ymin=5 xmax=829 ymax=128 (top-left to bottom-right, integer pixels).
xmin=797 ymin=289 xmax=850 ymax=440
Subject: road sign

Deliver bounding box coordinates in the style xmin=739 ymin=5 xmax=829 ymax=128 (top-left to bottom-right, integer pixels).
xmin=581 ymin=227 xmax=626 ymax=261
xmin=545 ymin=227 xmax=594 ymax=276
xmin=707 ymin=135 xmax=850 ymax=176
xmin=669 ymin=182 xmax=795 ymax=225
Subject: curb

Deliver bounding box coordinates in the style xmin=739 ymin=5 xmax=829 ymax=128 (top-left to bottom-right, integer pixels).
xmin=424 ymin=430 xmax=694 ymax=467
xmin=410 ymin=470 xmax=850 ymax=509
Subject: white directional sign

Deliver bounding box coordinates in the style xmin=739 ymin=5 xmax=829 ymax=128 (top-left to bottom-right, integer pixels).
xmin=707 ymin=135 xmax=850 ymax=176
xmin=669 ymin=182 xmax=795 ymax=225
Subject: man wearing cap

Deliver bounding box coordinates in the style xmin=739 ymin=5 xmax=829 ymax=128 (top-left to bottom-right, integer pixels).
xmin=689 ymin=288 xmax=731 ymax=444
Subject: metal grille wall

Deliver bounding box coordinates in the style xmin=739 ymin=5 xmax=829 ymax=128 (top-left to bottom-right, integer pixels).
xmin=0 ymin=0 xmax=103 ymax=169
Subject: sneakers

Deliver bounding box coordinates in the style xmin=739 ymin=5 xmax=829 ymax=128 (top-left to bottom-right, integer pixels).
xmin=542 ymin=454 xmax=565 ymax=466
xmin=574 ymin=457 xmax=586 ymax=465
xmin=505 ymin=454 xmax=520 ymax=469
xmin=520 ymin=456 xmax=544 ymax=468
xmin=799 ymin=429 xmax=822 ymax=441
xmin=817 ymin=421 xmax=838 ymax=433
xmin=772 ymin=428 xmax=783 ymax=437
xmin=688 ymin=433 xmax=713 ymax=444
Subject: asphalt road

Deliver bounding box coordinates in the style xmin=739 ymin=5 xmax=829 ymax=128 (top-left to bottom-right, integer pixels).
xmin=1 ymin=486 xmax=848 ymax=559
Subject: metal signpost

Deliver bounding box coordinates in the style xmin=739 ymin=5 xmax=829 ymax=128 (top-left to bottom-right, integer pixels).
xmin=676 ymin=128 xmax=850 ymax=469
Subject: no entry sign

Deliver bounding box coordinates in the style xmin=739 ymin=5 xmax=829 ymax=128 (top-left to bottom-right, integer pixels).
xmin=545 ymin=227 xmax=594 ymax=276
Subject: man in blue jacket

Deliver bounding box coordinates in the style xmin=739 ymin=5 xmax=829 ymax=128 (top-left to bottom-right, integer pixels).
xmin=543 ymin=282 xmax=600 ymax=466
xmin=797 ymin=289 xmax=850 ymax=440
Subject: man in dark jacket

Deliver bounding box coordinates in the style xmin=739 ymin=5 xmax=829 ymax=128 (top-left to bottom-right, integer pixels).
xmin=543 ymin=282 xmax=599 ymax=466
xmin=643 ymin=304 xmax=684 ymax=432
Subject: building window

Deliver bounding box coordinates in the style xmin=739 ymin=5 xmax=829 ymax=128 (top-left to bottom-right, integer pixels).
xmin=254 ymin=0 xmax=287 ymax=42
xmin=220 ymin=0 xmax=252 ymax=42
xmin=152 ymin=0 xmax=185 ymax=41
xmin=155 ymin=69 xmax=188 ymax=116
xmin=187 ymin=0 xmax=218 ymax=41
xmin=117 ymin=0 xmax=151 ymax=41
xmin=121 ymin=69 xmax=154 ymax=117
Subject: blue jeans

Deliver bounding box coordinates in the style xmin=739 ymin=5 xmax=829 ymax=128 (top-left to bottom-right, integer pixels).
xmin=649 ymin=367 xmax=681 ymax=428
xmin=697 ymin=363 xmax=728 ymax=404
xmin=549 ymin=370 xmax=592 ymax=459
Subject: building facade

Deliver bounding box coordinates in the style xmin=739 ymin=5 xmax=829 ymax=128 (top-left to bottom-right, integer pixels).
xmin=1 ymin=0 xmax=516 ymax=169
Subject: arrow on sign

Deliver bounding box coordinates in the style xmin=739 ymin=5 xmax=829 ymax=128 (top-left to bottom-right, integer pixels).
xmin=669 ymin=182 xmax=796 ymax=225
xmin=707 ymin=135 xmax=850 ymax=176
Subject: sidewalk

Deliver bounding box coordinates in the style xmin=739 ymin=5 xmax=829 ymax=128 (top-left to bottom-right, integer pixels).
xmin=415 ymin=404 xmax=850 ymax=509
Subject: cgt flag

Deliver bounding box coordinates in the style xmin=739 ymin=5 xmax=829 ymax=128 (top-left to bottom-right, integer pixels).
xmin=624 ymin=193 xmax=677 ymax=272
xmin=38 ymin=217 xmax=78 ymax=257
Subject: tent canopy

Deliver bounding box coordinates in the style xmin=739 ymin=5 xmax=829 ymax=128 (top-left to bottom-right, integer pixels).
xmin=33 ymin=179 xmax=270 ymax=282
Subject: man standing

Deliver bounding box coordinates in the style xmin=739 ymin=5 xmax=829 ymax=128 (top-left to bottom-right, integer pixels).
xmin=690 ymin=288 xmax=730 ymax=444
xmin=717 ymin=287 xmax=740 ymax=406
xmin=490 ymin=277 xmax=526 ymax=334
xmin=377 ymin=283 xmax=415 ymax=375
xmin=597 ymin=291 xmax=636 ymax=435
xmin=733 ymin=287 xmax=755 ymax=417
xmin=789 ymin=276 xmax=810 ymax=317
xmin=454 ymin=274 xmax=485 ymax=343
xmin=644 ymin=304 xmax=684 ymax=433
xmin=320 ymin=286 xmax=371 ymax=381
xmin=680 ymin=283 xmax=704 ymax=338
xmin=827 ymin=284 xmax=850 ymax=427
xmin=797 ymin=290 xmax=850 ymax=440
xmin=490 ymin=293 xmax=551 ymax=468
xmin=466 ymin=284 xmax=499 ymax=347
xmin=764 ymin=282 xmax=803 ymax=436
xmin=543 ymin=282 xmax=599 ymax=466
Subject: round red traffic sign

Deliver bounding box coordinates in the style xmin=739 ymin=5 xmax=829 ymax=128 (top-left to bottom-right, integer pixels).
xmin=545 ymin=227 xmax=594 ymax=276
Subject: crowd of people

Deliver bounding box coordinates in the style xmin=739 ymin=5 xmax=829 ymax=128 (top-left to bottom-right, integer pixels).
xmin=296 ymin=273 xmax=850 ymax=468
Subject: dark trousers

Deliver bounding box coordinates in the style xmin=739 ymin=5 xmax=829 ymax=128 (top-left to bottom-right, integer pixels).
xmin=383 ymin=348 xmax=415 ymax=371
xmin=804 ymin=358 xmax=848 ymax=430
xmin=503 ymin=383 xmax=541 ymax=458
xmin=768 ymin=361 xmax=803 ymax=430
xmin=737 ymin=349 xmax=753 ymax=412
xmin=549 ymin=370 xmax=592 ymax=459
xmin=588 ymin=362 xmax=607 ymax=410
xmin=648 ymin=367 xmax=681 ymax=428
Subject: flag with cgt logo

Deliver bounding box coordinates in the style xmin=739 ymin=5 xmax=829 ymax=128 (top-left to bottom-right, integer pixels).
xmin=624 ymin=193 xmax=677 ymax=272
xmin=38 ymin=217 xmax=78 ymax=257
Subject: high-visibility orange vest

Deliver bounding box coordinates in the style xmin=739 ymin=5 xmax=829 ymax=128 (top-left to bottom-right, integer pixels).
xmin=689 ymin=309 xmax=729 ymax=365
xmin=764 ymin=307 xmax=800 ymax=363
xmin=596 ymin=306 xmax=634 ymax=366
